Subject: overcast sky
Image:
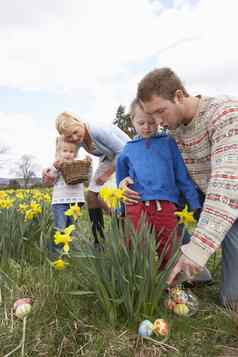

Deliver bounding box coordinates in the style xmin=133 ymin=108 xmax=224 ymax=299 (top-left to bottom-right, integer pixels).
xmin=0 ymin=0 xmax=238 ymax=177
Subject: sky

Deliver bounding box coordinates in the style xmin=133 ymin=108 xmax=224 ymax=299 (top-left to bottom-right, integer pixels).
xmin=0 ymin=0 xmax=238 ymax=177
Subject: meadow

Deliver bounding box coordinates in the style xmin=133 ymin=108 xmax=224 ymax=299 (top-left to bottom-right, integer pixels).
xmin=0 ymin=188 xmax=237 ymax=357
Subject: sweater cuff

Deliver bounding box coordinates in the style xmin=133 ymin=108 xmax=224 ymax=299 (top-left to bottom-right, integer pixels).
xmin=181 ymin=239 xmax=212 ymax=267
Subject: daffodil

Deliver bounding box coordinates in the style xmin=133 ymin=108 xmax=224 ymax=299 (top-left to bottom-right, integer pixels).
xmin=32 ymin=191 xmax=43 ymax=201
xmin=52 ymin=259 xmax=68 ymax=270
xmin=65 ymin=203 xmax=81 ymax=221
xmin=16 ymin=191 xmax=25 ymax=200
xmin=25 ymin=210 xmax=36 ymax=220
xmin=30 ymin=201 xmax=42 ymax=214
xmin=22 ymin=201 xmax=42 ymax=221
xmin=175 ymin=205 xmax=196 ymax=225
xmin=175 ymin=205 xmax=197 ymax=233
xmin=0 ymin=191 xmax=8 ymax=200
xmin=54 ymin=225 xmax=75 ymax=253
xmin=64 ymin=224 xmax=76 ymax=235
xmin=99 ymin=187 xmax=124 ymax=208
xmin=0 ymin=197 xmax=14 ymax=209
xmin=43 ymin=193 xmax=51 ymax=203
xmin=18 ymin=203 xmax=29 ymax=214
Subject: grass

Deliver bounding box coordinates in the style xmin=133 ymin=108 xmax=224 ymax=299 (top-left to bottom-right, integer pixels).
xmin=0 ymin=207 xmax=238 ymax=356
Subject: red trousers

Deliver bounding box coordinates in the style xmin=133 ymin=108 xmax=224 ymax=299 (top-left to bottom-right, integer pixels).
xmin=125 ymin=200 xmax=178 ymax=270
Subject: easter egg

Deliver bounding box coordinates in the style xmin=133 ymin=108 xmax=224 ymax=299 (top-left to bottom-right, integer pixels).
xmin=164 ymin=298 xmax=176 ymax=311
xmin=173 ymin=303 xmax=189 ymax=316
xmin=14 ymin=298 xmax=32 ymax=319
xmin=170 ymin=287 xmax=182 ymax=301
xmin=175 ymin=291 xmax=188 ymax=304
xmin=138 ymin=320 xmax=154 ymax=337
xmin=153 ymin=319 xmax=169 ymax=336
xmin=15 ymin=303 xmax=32 ymax=319
xmin=14 ymin=298 xmax=32 ymax=310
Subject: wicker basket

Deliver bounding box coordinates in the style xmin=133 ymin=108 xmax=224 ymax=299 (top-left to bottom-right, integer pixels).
xmin=60 ymin=159 xmax=91 ymax=185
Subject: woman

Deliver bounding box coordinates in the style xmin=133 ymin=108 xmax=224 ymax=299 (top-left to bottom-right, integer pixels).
xmin=43 ymin=111 xmax=130 ymax=246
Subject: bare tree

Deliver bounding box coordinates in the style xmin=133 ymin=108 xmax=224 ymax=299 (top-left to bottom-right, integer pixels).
xmin=0 ymin=145 xmax=9 ymax=169
xmin=13 ymin=155 xmax=38 ymax=188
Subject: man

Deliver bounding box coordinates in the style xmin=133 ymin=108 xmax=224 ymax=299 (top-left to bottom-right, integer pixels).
xmin=122 ymin=68 xmax=238 ymax=306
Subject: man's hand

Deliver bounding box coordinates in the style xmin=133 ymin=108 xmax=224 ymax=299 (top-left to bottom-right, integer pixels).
xmin=167 ymin=253 xmax=202 ymax=286
xmin=119 ymin=177 xmax=140 ymax=205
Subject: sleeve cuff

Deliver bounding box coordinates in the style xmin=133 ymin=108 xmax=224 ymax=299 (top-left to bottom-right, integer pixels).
xmin=181 ymin=239 xmax=212 ymax=267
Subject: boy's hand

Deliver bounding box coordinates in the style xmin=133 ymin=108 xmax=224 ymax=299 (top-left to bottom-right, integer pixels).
xmin=119 ymin=177 xmax=140 ymax=205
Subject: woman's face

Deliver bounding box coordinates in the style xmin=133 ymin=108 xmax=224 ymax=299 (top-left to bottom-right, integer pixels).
xmin=63 ymin=124 xmax=86 ymax=144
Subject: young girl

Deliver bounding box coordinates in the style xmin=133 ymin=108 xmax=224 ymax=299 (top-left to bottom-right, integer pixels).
xmin=43 ymin=112 xmax=130 ymax=245
xmin=50 ymin=138 xmax=87 ymax=231
xmin=116 ymin=100 xmax=201 ymax=270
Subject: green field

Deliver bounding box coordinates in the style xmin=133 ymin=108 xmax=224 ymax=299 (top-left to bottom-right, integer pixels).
xmin=0 ymin=188 xmax=237 ymax=356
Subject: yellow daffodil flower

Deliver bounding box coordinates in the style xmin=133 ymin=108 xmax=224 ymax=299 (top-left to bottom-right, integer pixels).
xmin=175 ymin=205 xmax=197 ymax=226
xmin=30 ymin=201 xmax=42 ymax=214
xmin=16 ymin=192 xmax=25 ymax=200
xmin=64 ymin=224 xmax=76 ymax=235
xmin=18 ymin=203 xmax=28 ymax=213
xmin=0 ymin=197 xmax=14 ymax=209
xmin=43 ymin=193 xmax=51 ymax=203
xmin=175 ymin=204 xmax=197 ymax=234
xmin=65 ymin=203 xmax=81 ymax=221
xmin=99 ymin=187 xmax=124 ymax=208
xmin=54 ymin=225 xmax=75 ymax=253
xmin=0 ymin=191 xmax=8 ymax=200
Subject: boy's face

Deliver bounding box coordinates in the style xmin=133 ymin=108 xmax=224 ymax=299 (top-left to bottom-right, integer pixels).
xmin=141 ymin=93 xmax=185 ymax=130
xmin=61 ymin=143 xmax=77 ymax=161
xmin=132 ymin=106 xmax=158 ymax=138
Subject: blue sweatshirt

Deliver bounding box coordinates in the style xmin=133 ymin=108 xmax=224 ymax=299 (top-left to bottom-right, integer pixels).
xmin=116 ymin=134 xmax=201 ymax=210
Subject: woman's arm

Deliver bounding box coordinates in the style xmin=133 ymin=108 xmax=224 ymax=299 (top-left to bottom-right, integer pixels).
xmin=92 ymin=125 xmax=130 ymax=157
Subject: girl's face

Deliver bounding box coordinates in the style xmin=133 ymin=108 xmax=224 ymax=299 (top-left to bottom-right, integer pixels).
xmin=132 ymin=105 xmax=158 ymax=138
xmin=60 ymin=143 xmax=77 ymax=161
xmin=64 ymin=124 xmax=86 ymax=144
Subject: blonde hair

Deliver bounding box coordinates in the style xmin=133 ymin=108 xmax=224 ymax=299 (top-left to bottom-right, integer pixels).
xmin=55 ymin=136 xmax=77 ymax=160
xmin=55 ymin=111 xmax=84 ymax=135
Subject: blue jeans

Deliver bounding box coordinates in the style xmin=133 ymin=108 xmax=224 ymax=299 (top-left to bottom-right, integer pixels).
xmin=182 ymin=221 xmax=238 ymax=304
xmin=52 ymin=203 xmax=84 ymax=231
xmin=220 ymin=219 xmax=238 ymax=305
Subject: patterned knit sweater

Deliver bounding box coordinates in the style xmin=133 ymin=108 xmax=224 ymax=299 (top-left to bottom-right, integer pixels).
xmin=171 ymin=95 xmax=238 ymax=267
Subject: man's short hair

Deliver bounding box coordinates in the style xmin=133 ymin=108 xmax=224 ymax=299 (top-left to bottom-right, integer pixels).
xmin=137 ymin=68 xmax=189 ymax=102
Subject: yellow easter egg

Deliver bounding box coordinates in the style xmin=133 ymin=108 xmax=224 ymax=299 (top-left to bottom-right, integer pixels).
xmin=173 ymin=303 xmax=189 ymax=316
xmin=153 ymin=319 xmax=169 ymax=336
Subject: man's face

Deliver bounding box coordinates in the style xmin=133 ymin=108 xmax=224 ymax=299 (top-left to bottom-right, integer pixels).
xmin=141 ymin=93 xmax=185 ymax=130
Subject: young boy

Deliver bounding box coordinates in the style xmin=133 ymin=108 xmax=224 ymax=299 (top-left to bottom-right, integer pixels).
xmin=116 ymin=100 xmax=201 ymax=270
xmin=50 ymin=138 xmax=87 ymax=231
